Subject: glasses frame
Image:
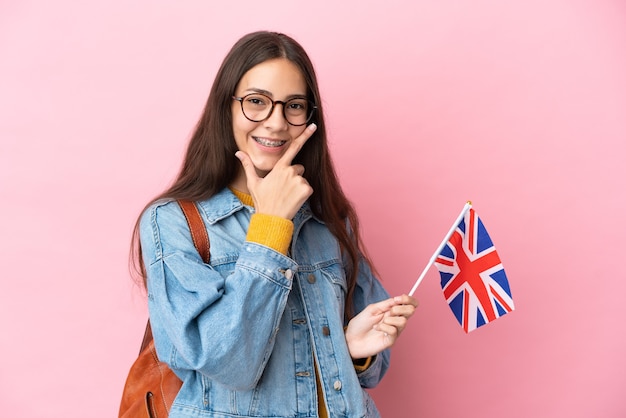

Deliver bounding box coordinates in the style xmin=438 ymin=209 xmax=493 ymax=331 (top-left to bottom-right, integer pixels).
xmin=232 ymin=93 xmax=317 ymax=126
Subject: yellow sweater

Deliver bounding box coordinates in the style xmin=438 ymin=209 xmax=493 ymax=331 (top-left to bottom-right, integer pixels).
xmin=230 ymin=188 xmax=372 ymax=418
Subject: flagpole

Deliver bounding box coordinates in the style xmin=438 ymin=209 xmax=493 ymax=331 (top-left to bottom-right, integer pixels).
xmin=408 ymin=201 xmax=472 ymax=297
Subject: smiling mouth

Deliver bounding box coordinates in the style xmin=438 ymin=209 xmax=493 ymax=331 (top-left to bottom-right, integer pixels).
xmin=253 ymin=136 xmax=287 ymax=148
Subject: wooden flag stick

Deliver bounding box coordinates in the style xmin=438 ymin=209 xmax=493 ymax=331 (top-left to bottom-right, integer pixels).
xmin=408 ymin=202 xmax=472 ymax=297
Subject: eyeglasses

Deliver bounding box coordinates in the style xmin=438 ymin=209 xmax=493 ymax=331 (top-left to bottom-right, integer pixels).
xmin=232 ymin=93 xmax=317 ymax=126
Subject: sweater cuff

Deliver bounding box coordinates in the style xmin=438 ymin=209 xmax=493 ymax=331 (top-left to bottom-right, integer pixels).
xmin=246 ymin=213 xmax=294 ymax=255
xmin=353 ymin=355 xmax=374 ymax=373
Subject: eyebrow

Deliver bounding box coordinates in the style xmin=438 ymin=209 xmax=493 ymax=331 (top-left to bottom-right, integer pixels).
xmin=242 ymin=87 xmax=308 ymax=100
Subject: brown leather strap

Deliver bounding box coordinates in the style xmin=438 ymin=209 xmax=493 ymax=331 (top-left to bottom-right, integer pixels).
xmin=139 ymin=320 xmax=154 ymax=354
xmin=139 ymin=200 xmax=209 ymax=355
xmin=178 ymin=200 xmax=210 ymax=264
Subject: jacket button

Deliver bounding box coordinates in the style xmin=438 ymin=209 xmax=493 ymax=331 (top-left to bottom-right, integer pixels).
xmin=322 ymin=326 xmax=330 ymax=336
xmin=333 ymin=380 xmax=342 ymax=391
xmin=307 ymin=274 xmax=316 ymax=284
xmin=284 ymin=269 xmax=293 ymax=279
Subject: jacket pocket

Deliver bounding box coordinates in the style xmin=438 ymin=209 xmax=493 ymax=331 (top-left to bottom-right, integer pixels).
xmin=320 ymin=262 xmax=348 ymax=302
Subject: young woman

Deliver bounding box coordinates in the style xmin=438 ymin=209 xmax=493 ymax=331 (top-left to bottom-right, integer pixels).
xmin=132 ymin=31 xmax=417 ymax=418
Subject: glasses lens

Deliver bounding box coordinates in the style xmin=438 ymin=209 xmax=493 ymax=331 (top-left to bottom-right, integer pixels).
xmin=241 ymin=94 xmax=272 ymax=122
xmin=284 ymin=98 xmax=311 ymax=126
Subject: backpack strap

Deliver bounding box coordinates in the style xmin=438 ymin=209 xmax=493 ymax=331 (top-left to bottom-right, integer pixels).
xmin=178 ymin=200 xmax=210 ymax=264
xmin=138 ymin=200 xmax=209 ymax=354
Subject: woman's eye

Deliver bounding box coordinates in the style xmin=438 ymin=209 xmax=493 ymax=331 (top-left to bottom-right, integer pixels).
xmin=247 ymin=96 xmax=268 ymax=106
xmin=287 ymin=101 xmax=306 ymax=110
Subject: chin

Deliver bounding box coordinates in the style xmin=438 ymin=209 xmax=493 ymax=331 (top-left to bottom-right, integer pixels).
xmin=252 ymin=164 xmax=275 ymax=178
xmin=250 ymin=159 xmax=279 ymax=176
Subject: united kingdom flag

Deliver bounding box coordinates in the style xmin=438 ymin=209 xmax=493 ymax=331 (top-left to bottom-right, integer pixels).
xmin=434 ymin=208 xmax=514 ymax=333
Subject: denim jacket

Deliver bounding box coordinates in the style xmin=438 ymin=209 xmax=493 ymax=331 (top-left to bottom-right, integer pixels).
xmin=139 ymin=188 xmax=391 ymax=417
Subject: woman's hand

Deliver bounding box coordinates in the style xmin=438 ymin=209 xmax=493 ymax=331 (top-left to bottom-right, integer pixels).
xmin=235 ymin=124 xmax=317 ymax=220
xmin=345 ymin=294 xmax=418 ymax=360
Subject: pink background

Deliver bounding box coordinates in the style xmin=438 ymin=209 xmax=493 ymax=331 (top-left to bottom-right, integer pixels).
xmin=1 ymin=1 xmax=625 ymax=417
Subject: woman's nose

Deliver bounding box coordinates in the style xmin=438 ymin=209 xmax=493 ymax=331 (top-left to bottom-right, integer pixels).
xmin=263 ymin=102 xmax=289 ymax=130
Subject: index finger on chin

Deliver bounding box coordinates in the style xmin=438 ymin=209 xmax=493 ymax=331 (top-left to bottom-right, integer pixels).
xmin=278 ymin=123 xmax=317 ymax=166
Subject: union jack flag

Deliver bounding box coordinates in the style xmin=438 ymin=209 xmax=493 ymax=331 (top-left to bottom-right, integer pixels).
xmin=434 ymin=208 xmax=514 ymax=333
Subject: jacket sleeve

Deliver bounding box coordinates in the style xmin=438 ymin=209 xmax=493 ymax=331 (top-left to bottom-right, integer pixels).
xmin=348 ymin=251 xmax=392 ymax=388
xmin=140 ymin=201 xmax=295 ymax=391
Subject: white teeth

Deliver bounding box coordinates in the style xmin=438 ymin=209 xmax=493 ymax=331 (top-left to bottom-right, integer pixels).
xmin=254 ymin=137 xmax=286 ymax=147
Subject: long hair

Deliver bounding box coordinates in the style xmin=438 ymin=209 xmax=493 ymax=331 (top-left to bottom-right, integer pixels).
xmin=131 ymin=31 xmax=372 ymax=320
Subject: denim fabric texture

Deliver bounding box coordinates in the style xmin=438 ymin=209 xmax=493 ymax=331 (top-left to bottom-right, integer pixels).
xmin=139 ymin=188 xmax=391 ymax=417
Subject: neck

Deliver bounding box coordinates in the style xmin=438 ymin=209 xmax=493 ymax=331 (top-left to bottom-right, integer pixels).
xmin=230 ymin=168 xmax=249 ymax=194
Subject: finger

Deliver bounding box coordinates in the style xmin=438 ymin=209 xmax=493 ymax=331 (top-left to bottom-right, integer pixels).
xmin=382 ymin=316 xmax=408 ymax=330
xmin=235 ymin=151 xmax=259 ymax=183
xmin=388 ymin=304 xmax=416 ymax=318
xmin=367 ymin=297 xmax=397 ymax=316
xmin=277 ymin=123 xmax=317 ymax=167
xmin=375 ymin=322 xmax=399 ymax=338
xmin=291 ymin=164 xmax=305 ymax=176
xmin=393 ymin=294 xmax=419 ymax=307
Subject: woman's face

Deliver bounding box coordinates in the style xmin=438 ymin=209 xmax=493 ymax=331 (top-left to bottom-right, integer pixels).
xmin=231 ymin=58 xmax=308 ymax=188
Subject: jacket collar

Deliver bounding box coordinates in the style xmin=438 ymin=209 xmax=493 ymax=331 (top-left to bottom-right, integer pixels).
xmin=197 ymin=188 xmax=323 ymax=227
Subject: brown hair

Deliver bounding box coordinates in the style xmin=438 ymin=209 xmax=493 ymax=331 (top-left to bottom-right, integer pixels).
xmin=131 ymin=31 xmax=373 ymax=320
